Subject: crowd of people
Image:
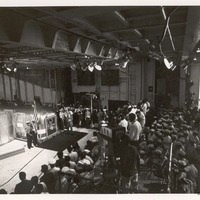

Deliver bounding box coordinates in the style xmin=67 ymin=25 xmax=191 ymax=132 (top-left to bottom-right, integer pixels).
xmin=114 ymin=100 xmax=200 ymax=193
xmin=56 ymin=99 xmax=151 ymax=131
xmin=138 ymin=107 xmax=200 ymax=193
xmin=1 ymin=97 xmax=200 ymax=194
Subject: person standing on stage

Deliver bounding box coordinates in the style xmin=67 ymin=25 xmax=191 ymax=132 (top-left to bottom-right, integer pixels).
xmin=59 ymin=107 xmax=65 ymax=130
xmin=25 ymin=121 xmax=33 ymax=149
xmin=67 ymin=107 xmax=73 ymax=131
xmin=85 ymin=108 xmax=91 ymax=128
xmin=31 ymin=121 xmax=38 ymax=147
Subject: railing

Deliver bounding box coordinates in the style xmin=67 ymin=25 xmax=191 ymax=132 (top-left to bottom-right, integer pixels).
xmin=167 ymin=142 xmax=173 ymax=193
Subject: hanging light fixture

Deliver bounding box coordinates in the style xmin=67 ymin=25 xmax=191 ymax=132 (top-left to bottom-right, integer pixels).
xmin=120 ymin=60 xmax=130 ymax=69
xmin=158 ymin=7 xmax=179 ymax=71
xmin=81 ymin=65 xmax=88 ymax=71
xmin=70 ymin=63 xmax=77 ymax=70
xmin=116 ymin=48 xmax=134 ymax=70
xmin=13 ymin=67 xmax=17 ymax=72
xmin=70 ymin=56 xmax=79 ymax=70
xmin=2 ymin=63 xmax=7 ymax=69
xmin=163 ymin=57 xmax=174 ymax=69
xmin=69 ymin=55 xmax=106 ymax=71
xmin=80 ymin=62 xmax=88 ymax=71
xmin=88 ymin=62 xmax=95 ymax=72
xmin=94 ymin=61 xmax=102 ymax=71
xmin=6 ymin=66 xmax=12 ymax=72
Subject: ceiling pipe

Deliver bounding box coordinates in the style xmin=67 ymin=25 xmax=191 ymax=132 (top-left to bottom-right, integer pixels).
xmin=114 ymin=11 xmax=129 ymax=26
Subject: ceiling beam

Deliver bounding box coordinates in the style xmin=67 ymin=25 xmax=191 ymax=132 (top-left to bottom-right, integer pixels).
xmin=34 ymin=7 xmax=131 ymax=50
xmin=40 ymin=7 xmax=132 ymax=19
xmin=101 ymin=22 xmax=186 ymax=34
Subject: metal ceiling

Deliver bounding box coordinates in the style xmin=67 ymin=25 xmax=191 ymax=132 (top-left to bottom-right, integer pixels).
xmin=0 ymin=6 xmax=200 ymax=69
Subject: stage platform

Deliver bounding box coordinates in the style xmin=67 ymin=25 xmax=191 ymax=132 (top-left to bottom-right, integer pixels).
xmin=0 ymin=127 xmax=95 ymax=194
xmin=0 ymin=140 xmax=25 ymax=160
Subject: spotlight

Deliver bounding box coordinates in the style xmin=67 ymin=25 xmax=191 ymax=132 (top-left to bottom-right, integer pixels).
xmin=13 ymin=67 xmax=17 ymax=72
xmin=6 ymin=67 xmax=12 ymax=72
xmin=120 ymin=60 xmax=130 ymax=69
xmin=80 ymin=63 xmax=88 ymax=71
xmin=164 ymin=57 xmax=173 ymax=69
xmin=70 ymin=63 xmax=77 ymax=70
xmin=94 ymin=62 xmax=102 ymax=71
xmin=2 ymin=64 xmax=6 ymax=69
xmin=88 ymin=62 xmax=94 ymax=72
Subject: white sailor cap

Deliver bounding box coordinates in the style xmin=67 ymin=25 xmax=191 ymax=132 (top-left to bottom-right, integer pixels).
xmin=48 ymin=158 xmax=56 ymax=165
xmin=61 ymin=166 xmax=70 ymax=173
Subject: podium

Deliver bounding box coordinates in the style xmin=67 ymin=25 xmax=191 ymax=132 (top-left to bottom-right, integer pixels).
xmin=37 ymin=129 xmax=47 ymax=141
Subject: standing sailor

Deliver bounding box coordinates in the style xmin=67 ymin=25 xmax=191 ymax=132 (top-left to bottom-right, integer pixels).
xmin=25 ymin=121 xmax=33 ymax=149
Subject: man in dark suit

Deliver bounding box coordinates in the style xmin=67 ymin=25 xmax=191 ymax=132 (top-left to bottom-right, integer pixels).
xmin=118 ymin=134 xmax=140 ymax=193
xmin=25 ymin=121 xmax=33 ymax=149
xmin=14 ymin=171 xmax=33 ymax=194
xmin=40 ymin=164 xmax=56 ymax=194
xmin=31 ymin=121 xmax=38 ymax=147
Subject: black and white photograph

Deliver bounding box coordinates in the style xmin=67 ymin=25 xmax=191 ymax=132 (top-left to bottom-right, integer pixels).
xmin=0 ymin=1 xmax=200 ymax=199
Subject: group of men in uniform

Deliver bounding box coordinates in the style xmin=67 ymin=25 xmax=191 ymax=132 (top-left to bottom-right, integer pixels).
xmin=59 ymin=107 xmax=73 ymax=131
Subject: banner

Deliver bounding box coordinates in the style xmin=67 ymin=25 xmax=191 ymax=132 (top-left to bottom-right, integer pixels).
xmin=14 ymin=112 xmax=26 ymax=139
xmin=4 ymin=109 xmax=15 ymax=139
xmin=0 ymin=112 xmax=11 ymax=145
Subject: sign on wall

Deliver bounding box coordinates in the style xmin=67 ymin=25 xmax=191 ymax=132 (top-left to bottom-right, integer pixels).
xmin=14 ymin=112 xmax=26 ymax=139
xmin=4 ymin=109 xmax=15 ymax=139
xmin=0 ymin=112 xmax=11 ymax=145
xmin=45 ymin=114 xmax=57 ymax=136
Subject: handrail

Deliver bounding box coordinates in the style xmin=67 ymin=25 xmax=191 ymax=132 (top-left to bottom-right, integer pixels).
xmin=167 ymin=142 xmax=173 ymax=193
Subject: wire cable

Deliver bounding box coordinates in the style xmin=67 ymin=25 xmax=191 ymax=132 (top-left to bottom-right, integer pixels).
xmin=159 ymin=7 xmax=179 ymax=51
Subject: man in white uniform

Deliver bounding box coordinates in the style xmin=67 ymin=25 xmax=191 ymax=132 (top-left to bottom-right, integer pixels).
xmin=127 ymin=113 xmax=142 ymax=148
xmin=118 ymin=114 xmax=128 ymax=133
